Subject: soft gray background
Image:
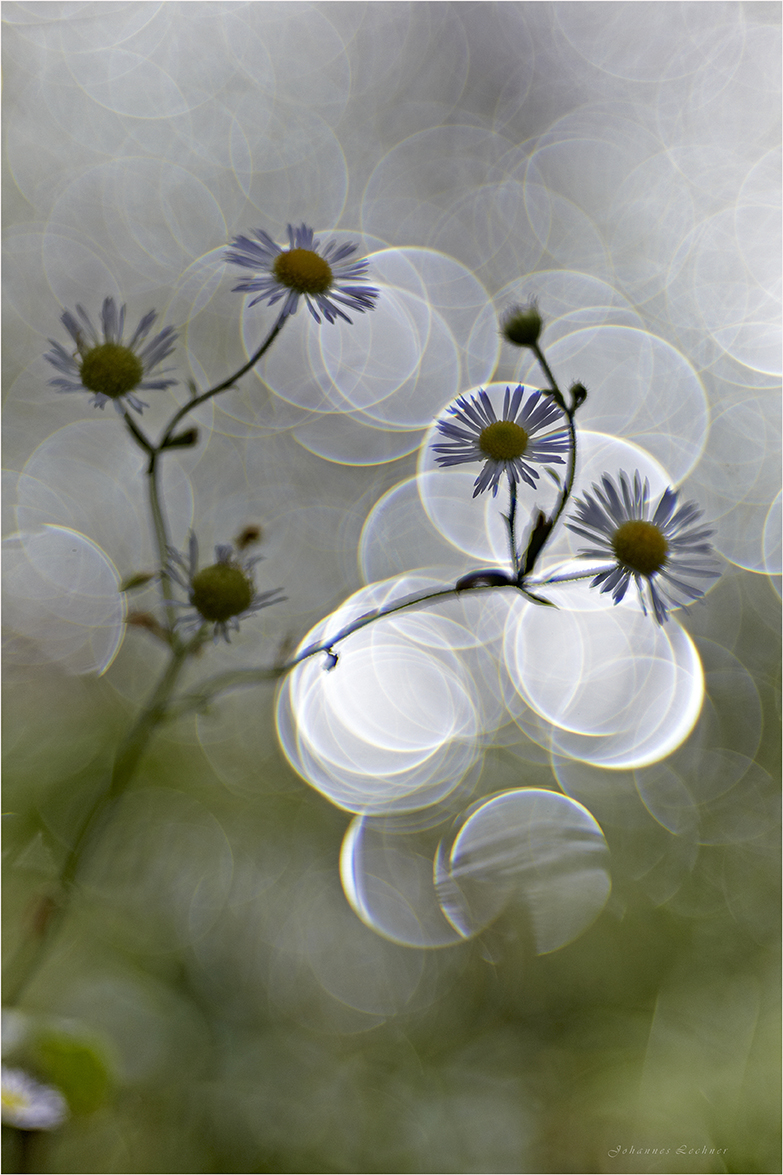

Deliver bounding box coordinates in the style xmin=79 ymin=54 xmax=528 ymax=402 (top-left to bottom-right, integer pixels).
xmin=3 ymin=3 xmax=780 ymax=1173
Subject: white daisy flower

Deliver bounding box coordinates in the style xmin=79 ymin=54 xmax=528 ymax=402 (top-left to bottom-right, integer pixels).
xmin=167 ymin=531 xmax=285 ymax=643
xmin=1 ymin=1066 xmax=68 ymax=1131
xmin=432 ymin=384 xmax=570 ymax=498
xmin=225 ymin=223 xmax=379 ymax=325
xmin=566 ymin=470 xmax=720 ymax=624
xmin=45 ymin=297 xmax=177 ymax=415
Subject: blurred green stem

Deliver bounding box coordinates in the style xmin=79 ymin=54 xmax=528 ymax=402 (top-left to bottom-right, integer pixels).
xmin=3 ymin=634 xmax=203 ymax=1005
xmin=147 ymin=452 xmax=178 ymax=631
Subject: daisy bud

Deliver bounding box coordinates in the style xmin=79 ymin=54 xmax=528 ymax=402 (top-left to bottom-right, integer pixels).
xmin=235 ymin=525 xmax=262 ymax=550
xmin=569 ymin=381 xmax=588 ymax=409
xmin=500 ymin=301 xmax=543 ymax=348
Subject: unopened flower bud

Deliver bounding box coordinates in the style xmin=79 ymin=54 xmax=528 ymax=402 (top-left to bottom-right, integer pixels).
xmin=500 ymin=301 xmax=543 ymax=348
xmin=235 ymin=525 xmax=262 ymax=550
xmin=570 ymin=382 xmax=588 ymax=409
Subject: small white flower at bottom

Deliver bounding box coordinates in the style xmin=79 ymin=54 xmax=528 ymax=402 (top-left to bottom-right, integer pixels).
xmin=1 ymin=1066 xmax=69 ymax=1130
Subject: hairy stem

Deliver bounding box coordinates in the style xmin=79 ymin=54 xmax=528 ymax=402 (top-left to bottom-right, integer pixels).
xmin=506 ymin=478 xmax=519 ymax=576
xmin=531 ymin=342 xmax=566 ymax=410
xmin=160 ymin=314 xmax=286 ymax=448
xmin=546 ymin=407 xmax=578 ymax=540
xmin=147 ymin=452 xmax=178 ymax=630
xmin=520 ymin=342 xmax=580 ymax=577
xmin=527 ymin=563 xmax=614 ymax=586
xmin=170 ymin=581 xmax=524 ymax=717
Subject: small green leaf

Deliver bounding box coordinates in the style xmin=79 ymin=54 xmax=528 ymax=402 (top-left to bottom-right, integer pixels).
xmin=119 ymin=571 xmax=155 ymax=592
xmin=519 ymin=588 xmax=558 ymax=608
xmin=162 ymin=427 xmax=199 ymax=450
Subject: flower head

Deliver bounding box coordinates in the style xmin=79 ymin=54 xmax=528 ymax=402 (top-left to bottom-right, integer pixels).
xmin=1 ymin=1066 xmax=68 ymax=1130
xmin=500 ymin=300 xmax=543 ymax=348
xmin=432 ymin=384 xmax=570 ymax=497
xmin=225 ymin=223 xmax=379 ymax=324
xmin=566 ymin=470 xmax=720 ymax=624
xmin=167 ymin=531 xmax=285 ymax=643
xmin=45 ymin=298 xmax=177 ymax=415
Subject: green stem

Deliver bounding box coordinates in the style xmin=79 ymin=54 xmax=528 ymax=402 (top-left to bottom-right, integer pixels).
xmin=147 ymin=452 xmax=177 ymax=633
xmin=159 ymin=314 xmax=286 ymax=449
xmin=545 ymin=407 xmax=578 ymax=541
xmin=531 ymin=342 xmax=566 ymax=410
xmin=3 ymin=637 xmax=200 ymax=1004
xmin=122 ymin=410 xmax=155 ymax=456
xmin=520 ymin=342 xmax=580 ymax=578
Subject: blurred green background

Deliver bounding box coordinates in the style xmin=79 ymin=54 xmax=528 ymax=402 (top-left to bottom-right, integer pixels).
xmin=4 ymin=526 xmax=780 ymax=1174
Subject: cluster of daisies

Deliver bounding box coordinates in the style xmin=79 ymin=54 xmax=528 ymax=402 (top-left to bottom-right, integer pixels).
xmin=43 ymin=222 xmax=718 ymax=631
xmin=431 ymin=382 xmax=719 ymax=623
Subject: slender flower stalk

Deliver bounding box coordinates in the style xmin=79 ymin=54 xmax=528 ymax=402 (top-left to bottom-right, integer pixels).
xmin=167 ymin=581 xmax=516 ymax=718
xmin=122 ymin=315 xmax=289 ymax=624
xmin=3 ymin=633 xmax=203 ymax=1004
xmin=159 ymin=314 xmax=286 ymax=449
xmin=506 ymin=481 xmax=520 ymax=576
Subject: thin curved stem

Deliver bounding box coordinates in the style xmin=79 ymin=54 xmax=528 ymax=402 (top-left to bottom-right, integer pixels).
xmin=519 ymin=341 xmax=580 ymax=578
xmin=122 ymin=410 xmax=155 ymax=455
xmin=170 ymin=581 xmax=524 ymax=717
xmin=160 ymin=314 xmax=286 ymax=448
xmin=546 ymin=407 xmax=578 ymax=539
xmin=531 ymin=342 xmax=566 ymax=410
xmin=3 ymin=634 xmax=202 ymax=1004
xmin=146 ymin=452 xmax=180 ymax=634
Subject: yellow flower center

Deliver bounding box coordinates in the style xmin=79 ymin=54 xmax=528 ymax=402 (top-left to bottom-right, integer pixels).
xmin=2 ymin=1090 xmax=28 ymax=1112
xmin=611 ymin=520 xmax=669 ymax=577
xmin=190 ymin=563 xmax=253 ymax=623
xmin=79 ymin=343 xmax=144 ymax=399
xmin=479 ymin=420 xmax=529 ymax=461
xmin=273 ymin=248 xmax=333 ymax=295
